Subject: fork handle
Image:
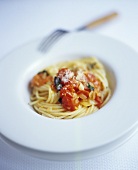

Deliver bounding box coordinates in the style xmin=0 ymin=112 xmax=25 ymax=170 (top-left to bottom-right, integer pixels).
xmin=78 ymin=12 xmax=118 ymax=30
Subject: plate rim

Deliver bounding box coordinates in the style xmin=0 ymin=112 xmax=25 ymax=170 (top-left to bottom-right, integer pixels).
xmin=0 ymin=32 xmax=138 ymax=154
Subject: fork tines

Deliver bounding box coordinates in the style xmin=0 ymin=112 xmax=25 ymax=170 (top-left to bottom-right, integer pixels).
xmin=38 ymin=29 xmax=68 ymax=53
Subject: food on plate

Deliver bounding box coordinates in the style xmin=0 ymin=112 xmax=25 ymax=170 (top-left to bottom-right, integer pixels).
xmin=29 ymin=57 xmax=111 ymax=119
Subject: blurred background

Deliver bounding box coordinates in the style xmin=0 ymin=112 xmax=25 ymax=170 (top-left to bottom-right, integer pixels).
xmin=0 ymin=0 xmax=138 ymax=170
xmin=0 ymin=0 xmax=138 ymax=58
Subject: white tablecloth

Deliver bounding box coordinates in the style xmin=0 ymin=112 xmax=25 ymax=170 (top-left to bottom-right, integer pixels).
xmin=0 ymin=0 xmax=138 ymax=169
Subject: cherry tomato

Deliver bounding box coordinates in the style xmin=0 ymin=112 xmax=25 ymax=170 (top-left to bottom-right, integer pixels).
xmin=95 ymin=96 xmax=103 ymax=108
xmin=30 ymin=74 xmax=52 ymax=87
xmin=69 ymin=79 xmax=79 ymax=91
xmin=60 ymin=84 xmax=75 ymax=98
xmin=62 ymin=96 xmax=79 ymax=111
xmin=57 ymin=68 xmax=74 ymax=85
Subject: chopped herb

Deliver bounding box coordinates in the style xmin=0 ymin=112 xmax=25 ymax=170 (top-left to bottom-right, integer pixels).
xmin=54 ymin=77 xmax=61 ymax=86
xmin=38 ymin=70 xmax=49 ymax=75
xmin=58 ymin=98 xmax=62 ymax=104
xmin=56 ymin=84 xmax=62 ymax=91
xmin=54 ymin=77 xmax=62 ymax=91
xmin=87 ymin=83 xmax=94 ymax=91
xmin=87 ymin=63 xmax=96 ymax=70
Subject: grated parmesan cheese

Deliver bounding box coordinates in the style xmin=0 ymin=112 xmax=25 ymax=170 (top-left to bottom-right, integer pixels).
xmin=61 ymin=70 xmax=74 ymax=83
xmin=76 ymin=70 xmax=86 ymax=82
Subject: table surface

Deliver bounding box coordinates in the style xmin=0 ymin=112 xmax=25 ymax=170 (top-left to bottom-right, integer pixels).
xmin=0 ymin=0 xmax=138 ymax=169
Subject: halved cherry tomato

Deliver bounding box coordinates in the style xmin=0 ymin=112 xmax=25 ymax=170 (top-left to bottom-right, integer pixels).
xmin=68 ymin=79 xmax=79 ymax=91
xmin=57 ymin=68 xmax=74 ymax=85
xmin=30 ymin=74 xmax=52 ymax=87
xmin=62 ymin=96 xmax=79 ymax=111
xmin=60 ymin=84 xmax=75 ymax=98
xmin=95 ymin=96 xmax=103 ymax=108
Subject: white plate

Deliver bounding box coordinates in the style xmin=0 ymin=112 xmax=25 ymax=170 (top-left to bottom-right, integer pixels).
xmin=0 ymin=32 xmax=138 ymax=161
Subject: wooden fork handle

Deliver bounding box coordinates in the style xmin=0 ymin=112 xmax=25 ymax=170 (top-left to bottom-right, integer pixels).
xmin=83 ymin=12 xmax=118 ymax=30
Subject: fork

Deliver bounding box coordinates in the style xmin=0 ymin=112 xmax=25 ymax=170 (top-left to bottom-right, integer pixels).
xmin=38 ymin=12 xmax=118 ymax=53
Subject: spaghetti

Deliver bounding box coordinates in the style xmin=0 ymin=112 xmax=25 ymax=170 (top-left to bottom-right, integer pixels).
xmin=30 ymin=57 xmax=111 ymax=119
